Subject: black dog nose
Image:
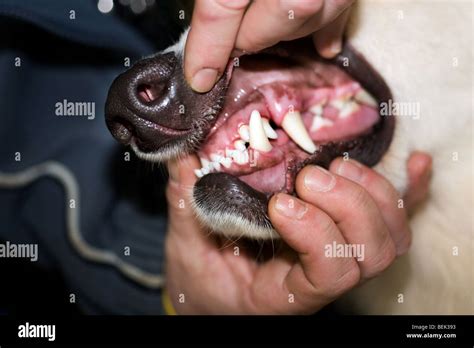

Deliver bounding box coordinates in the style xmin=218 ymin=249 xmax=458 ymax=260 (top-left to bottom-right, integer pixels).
xmin=105 ymin=52 xmax=230 ymax=153
xmin=105 ymin=53 xmax=185 ymax=151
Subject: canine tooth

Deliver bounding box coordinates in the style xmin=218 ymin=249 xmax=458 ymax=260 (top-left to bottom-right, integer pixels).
xmin=210 ymin=153 xmax=222 ymax=162
xmin=262 ymin=118 xmax=278 ymax=139
xmin=238 ymin=125 xmax=250 ymax=142
xmin=339 ymin=101 xmax=360 ymax=118
xmin=310 ymin=115 xmax=334 ymax=132
xmin=220 ymin=157 xmax=232 ymax=168
xmin=201 ymin=167 xmax=210 ymax=175
xmin=281 ymin=111 xmax=317 ymax=154
xmin=354 ymin=89 xmax=378 ymax=107
xmin=194 ymin=169 xmax=203 ymax=178
xmin=249 ymin=110 xmax=273 ymax=152
xmin=234 ymin=139 xmax=247 ymax=152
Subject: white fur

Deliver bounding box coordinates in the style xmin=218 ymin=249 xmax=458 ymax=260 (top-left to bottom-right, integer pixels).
xmin=340 ymin=0 xmax=473 ymax=314
xmin=193 ymin=201 xmax=279 ymax=240
xmin=162 ymin=28 xmax=189 ymax=57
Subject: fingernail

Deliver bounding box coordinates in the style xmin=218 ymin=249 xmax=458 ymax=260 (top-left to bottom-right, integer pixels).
xmin=336 ymin=159 xmax=363 ymax=182
xmin=304 ymin=166 xmax=335 ymax=192
xmin=275 ymin=193 xmax=307 ymax=219
xmin=191 ymin=68 xmax=219 ymax=93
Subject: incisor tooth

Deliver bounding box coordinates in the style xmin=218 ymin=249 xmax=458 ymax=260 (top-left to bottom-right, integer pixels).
xmin=211 ymin=161 xmax=221 ymax=171
xmin=194 ymin=169 xmax=203 ymax=178
xmin=281 ymin=111 xmax=317 ymax=154
xmin=200 ymin=158 xmax=210 ymax=168
xmin=220 ymin=157 xmax=232 ymax=168
xmin=261 ymin=118 xmax=278 ymax=139
xmin=238 ymin=125 xmax=250 ymax=142
xmin=249 ymin=110 xmax=272 ymax=152
xmin=210 ymin=153 xmax=222 ymax=162
xmin=354 ymin=89 xmax=378 ymax=108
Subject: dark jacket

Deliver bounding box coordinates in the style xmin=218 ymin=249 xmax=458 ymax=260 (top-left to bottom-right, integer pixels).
xmin=0 ymin=0 xmax=173 ymax=314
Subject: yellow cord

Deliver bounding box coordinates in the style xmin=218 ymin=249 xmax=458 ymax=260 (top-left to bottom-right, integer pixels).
xmin=162 ymin=289 xmax=177 ymax=315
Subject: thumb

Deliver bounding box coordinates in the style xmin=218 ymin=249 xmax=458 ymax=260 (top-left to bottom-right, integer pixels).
xmin=166 ymin=155 xmax=217 ymax=253
xmin=166 ymin=154 xmax=201 ymax=232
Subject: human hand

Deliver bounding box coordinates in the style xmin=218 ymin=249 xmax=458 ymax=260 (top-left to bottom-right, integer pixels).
xmin=184 ymin=0 xmax=355 ymax=92
xmin=164 ymin=152 xmax=431 ymax=314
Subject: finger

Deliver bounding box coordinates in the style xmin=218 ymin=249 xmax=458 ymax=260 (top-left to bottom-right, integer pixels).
xmin=295 ymin=165 xmax=396 ymax=279
xmin=184 ymin=0 xmax=250 ymax=92
xmin=166 ymin=154 xmax=204 ymax=238
xmin=312 ymin=6 xmax=352 ymax=58
xmin=404 ymin=152 xmax=433 ymax=212
xmin=329 ymin=158 xmax=412 ymax=255
xmin=235 ymin=0 xmax=325 ymax=52
xmin=261 ymin=193 xmax=360 ymax=313
xmin=284 ymin=0 xmax=353 ymax=41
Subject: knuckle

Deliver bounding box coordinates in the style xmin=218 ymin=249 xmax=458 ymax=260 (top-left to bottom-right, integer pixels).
xmin=280 ymin=0 xmax=324 ymax=16
xmin=396 ymin=229 xmax=412 ymax=255
xmin=318 ymin=261 xmax=360 ymax=297
xmin=237 ymin=30 xmax=270 ymax=52
xmin=370 ymin=175 xmax=400 ymax=208
xmin=314 ymin=211 xmax=336 ymax=237
xmin=198 ymin=0 xmax=248 ymax=22
xmin=214 ymin=0 xmax=250 ymax=11
xmin=365 ymin=239 xmax=397 ymax=278
xmin=348 ymin=185 xmax=372 ymax=211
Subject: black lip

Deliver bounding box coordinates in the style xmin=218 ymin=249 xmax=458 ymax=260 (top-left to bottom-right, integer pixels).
xmin=194 ymin=42 xmax=395 ymax=234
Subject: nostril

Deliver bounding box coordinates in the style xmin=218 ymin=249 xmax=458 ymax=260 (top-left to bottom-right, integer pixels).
xmin=137 ymin=83 xmax=163 ymax=104
xmin=109 ymin=118 xmax=134 ymax=145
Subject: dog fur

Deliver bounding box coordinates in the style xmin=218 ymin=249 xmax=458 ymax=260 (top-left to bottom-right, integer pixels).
xmin=339 ymin=0 xmax=473 ymax=314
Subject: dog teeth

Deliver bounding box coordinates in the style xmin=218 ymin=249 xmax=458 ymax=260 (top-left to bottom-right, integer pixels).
xmin=339 ymin=101 xmax=360 ymax=118
xmin=281 ymin=110 xmax=317 ymax=154
xmin=330 ymin=98 xmax=349 ymax=110
xmin=210 ymin=153 xmax=222 ymax=162
xmin=211 ymin=161 xmax=221 ymax=171
xmin=200 ymin=158 xmax=210 ymax=168
xmin=194 ymin=169 xmax=203 ymax=178
xmin=310 ymin=114 xmax=334 ymax=132
xmin=232 ymin=150 xmax=249 ymax=165
xmin=225 ymin=148 xmax=236 ymax=158
xmin=238 ymin=125 xmax=250 ymax=142
xmin=220 ymin=157 xmax=232 ymax=168
xmin=261 ymin=118 xmax=278 ymax=139
xmin=234 ymin=139 xmax=247 ymax=152
xmin=354 ymin=89 xmax=378 ymax=107
xmin=309 ymin=104 xmax=323 ymax=116
xmin=249 ymin=110 xmax=273 ymax=152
